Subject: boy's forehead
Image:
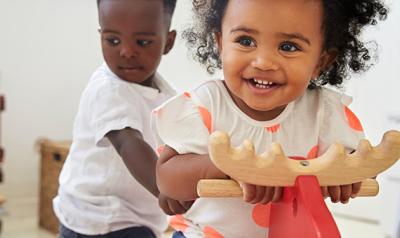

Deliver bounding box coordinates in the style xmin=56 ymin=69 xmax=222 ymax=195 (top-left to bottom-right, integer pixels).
xmin=98 ymin=0 xmax=168 ymax=29
xmin=98 ymin=0 xmax=165 ymax=20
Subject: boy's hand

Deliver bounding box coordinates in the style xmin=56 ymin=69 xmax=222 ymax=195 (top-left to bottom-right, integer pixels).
xmin=321 ymin=182 xmax=362 ymax=204
xmin=158 ymin=193 xmax=194 ymax=215
xmin=240 ymin=182 xmax=283 ymax=204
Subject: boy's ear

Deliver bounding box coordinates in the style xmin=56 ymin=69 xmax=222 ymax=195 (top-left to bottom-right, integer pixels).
xmin=214 ymin=32 xmax=222 ymax=53
xmin=313 ymin=49 xmax=338 ymax=78
xmin=163 ymin=30 xmax=177 ymax=55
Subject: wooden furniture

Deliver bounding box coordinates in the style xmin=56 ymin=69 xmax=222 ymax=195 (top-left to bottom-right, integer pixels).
xmin=38 ymin=139 xmax=71 ymax=234
xmin=0 ymin=95 xmax=5 ymax=234
xmin=198 ymin=130 xmax=400 ymax=238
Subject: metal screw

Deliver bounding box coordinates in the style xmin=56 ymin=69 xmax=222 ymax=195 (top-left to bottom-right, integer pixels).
xmin=300 ymin=161 xmax=310 ymax=167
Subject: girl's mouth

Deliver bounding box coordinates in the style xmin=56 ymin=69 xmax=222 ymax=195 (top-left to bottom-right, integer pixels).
xmin=248 ymin=78 xmax=279 ymax=89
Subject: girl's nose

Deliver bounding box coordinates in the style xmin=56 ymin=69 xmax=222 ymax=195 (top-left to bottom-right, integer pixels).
xmin=120 ymin=45 xmax=139 ymax=58
xmin=251 ymin=52 xmax=279 ymax=71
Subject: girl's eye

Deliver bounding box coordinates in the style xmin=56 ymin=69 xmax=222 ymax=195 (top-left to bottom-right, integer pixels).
xmin=279 ymin=42 xmax=300 ymax=52
xmin=137 ymin=40 xmax=153 ymax=46
xmin=236 ymin=36 xmax=256 ymax=47
xmin=106 ymin=37 xmax=121 ymax=46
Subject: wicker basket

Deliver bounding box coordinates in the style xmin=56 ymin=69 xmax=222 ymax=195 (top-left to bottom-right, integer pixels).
xmin=38 ymin=139 xmax=70 ymax=234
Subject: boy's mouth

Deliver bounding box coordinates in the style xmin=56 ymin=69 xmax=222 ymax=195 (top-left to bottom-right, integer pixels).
xmin=118 ymin=64 xmax=143 ymax=71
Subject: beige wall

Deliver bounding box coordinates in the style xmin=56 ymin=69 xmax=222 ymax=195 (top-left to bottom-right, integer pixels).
xmin=0 ymin=0 xmax=210 ymax=199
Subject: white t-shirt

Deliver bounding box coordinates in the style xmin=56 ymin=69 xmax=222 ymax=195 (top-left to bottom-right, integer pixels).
xmin=153 ymin=79 xmax=364 ymax=238
xmin=53 ymin=63 xmax=175 ymax=236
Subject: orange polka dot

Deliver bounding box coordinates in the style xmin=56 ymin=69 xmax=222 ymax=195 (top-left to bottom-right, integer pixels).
xmin=344 ymin=106 xmax=363 ymax=132
xmin=266 ymin=124 xmax=281 ymax=133
xmin=203 ymin=226 xmax=224 ymax=238
xmin=156 ymin=145 xmax=165 ymax=156
xmin=307 ymin=145 xmax=319 ymax=159
xmin=252 ymin=203 xmax=271 ymax=228
xmin=169 ymin=215 xmax=189 ymax=232
xmin=183 ymin=92 xmax=191 ymax=99
xmin=198 ymin=106 xmax=212 ymax=134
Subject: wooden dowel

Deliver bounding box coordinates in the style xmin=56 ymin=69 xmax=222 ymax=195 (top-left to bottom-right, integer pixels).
xmin=197 ymin=178 xmax=379 ymax=197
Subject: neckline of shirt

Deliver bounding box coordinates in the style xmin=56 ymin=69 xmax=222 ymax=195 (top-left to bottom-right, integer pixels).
xmin=214 ymin=79 xmax=295 ymax=127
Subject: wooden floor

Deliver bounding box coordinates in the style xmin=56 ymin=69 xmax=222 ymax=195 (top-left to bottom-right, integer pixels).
xmin=0 ymin=196 xmax=386 ymax=238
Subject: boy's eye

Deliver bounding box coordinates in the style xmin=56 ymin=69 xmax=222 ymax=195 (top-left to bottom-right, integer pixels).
xmin=137 ymin=40 xmax=153 ymax=46
xmin=236 ymin=36 xmax=256 ymax=47
xmin=106 ymin=37 xmax=121 ymax=46
xmin=279 ymin=42 xmax=300 ymax=52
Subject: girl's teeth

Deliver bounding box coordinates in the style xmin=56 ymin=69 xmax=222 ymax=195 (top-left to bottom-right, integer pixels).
xmin=255 ymin=84 xmax=267 ymax=89
xmin=253 ymin=78 xmax=272 ymax=85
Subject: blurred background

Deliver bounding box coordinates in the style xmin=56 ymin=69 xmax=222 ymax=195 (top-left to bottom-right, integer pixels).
xmin=0 ymin=0 xmax=399 ymax=237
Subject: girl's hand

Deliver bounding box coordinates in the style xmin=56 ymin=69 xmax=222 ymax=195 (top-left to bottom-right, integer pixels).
xmin=158 ymin=193 xmax=194 ymax=215
xmin=321 ymin=182 xmax=362 ymax=204
xmin=240 ymin=182 xmax=283 ymax=204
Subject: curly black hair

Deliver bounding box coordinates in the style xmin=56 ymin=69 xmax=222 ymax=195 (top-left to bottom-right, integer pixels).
xmin=183 ymin=0 xmax=388 ymax=89
xmin=97 ymin=0 xmax=177 ymax=22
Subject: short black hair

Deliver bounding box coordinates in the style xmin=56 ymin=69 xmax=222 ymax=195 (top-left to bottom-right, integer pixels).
xmin=183 ymin=0 xmax=388 ymax=89
xmin=97 ymin=0 xmax=177 ymax=20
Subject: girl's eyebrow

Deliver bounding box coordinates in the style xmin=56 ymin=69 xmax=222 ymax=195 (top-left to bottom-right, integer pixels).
xmin=230 ymin=27 xmax=311 ymax=46
xmin=230 ymin=26 xmax=259 ymax=35
xmin=278 ymin=32 xmax=311 ymax=45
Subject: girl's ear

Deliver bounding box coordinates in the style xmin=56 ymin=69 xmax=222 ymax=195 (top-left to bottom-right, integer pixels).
xmin=214 ymin=32 xmax=223 ymax=53
xmin=313 ymin=49 xmax=338 ymax=78
xmin=163 ymin=30 xmax=177 ymax=54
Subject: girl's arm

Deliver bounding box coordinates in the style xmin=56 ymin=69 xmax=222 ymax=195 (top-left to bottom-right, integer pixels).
xmin=106 ymin=127 xmax=159 ymax=197
xmin=157 ymin=145 xmax=229 ymax=201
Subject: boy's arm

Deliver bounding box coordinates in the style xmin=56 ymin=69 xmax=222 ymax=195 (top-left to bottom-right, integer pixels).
xmin=157 ymin=145 xmax=229 ymax=201
xmin=106 ymin=127 xmax=159 ymax=197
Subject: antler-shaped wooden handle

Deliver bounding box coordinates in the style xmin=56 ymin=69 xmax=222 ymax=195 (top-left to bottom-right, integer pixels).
xmin=207 ymin=130 xmax=400 ymax=187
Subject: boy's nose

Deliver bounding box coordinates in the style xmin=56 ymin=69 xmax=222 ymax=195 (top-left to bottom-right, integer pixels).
xmin=120 ymin=45 xmax=139 ymax=58
xmin=251 ymin=52 xmax=279 ymax=71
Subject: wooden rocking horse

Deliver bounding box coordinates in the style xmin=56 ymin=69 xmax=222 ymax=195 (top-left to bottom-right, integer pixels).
xmin=197 ymin=130 xmax=400 ymax=238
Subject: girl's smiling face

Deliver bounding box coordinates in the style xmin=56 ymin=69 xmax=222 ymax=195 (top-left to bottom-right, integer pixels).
xmin=216 ymin=0 xmax=335 ymax=121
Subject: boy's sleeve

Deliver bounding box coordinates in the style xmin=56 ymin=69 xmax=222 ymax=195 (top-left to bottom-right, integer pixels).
xmin=90 ymin=83 xmax=144 ymax=147
xmin=151 ymin=92 xmax=211 ymax=155
xmin=319 ymin=90 xmax=365 ymax=155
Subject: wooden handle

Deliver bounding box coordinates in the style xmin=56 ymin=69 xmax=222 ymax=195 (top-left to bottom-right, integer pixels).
xmin=197 ymin=179 xmax=379 ymax=197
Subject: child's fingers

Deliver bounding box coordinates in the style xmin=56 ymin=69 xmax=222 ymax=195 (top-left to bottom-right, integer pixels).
xmin=321 ymin=186 xmax=329 ymax=198
xmin=242 ymin=183 xmax=257 ymax=202
xmin=351 ymin=182 xmax=362 ymax=198
xmin=271 ymin=187 xmax=283 ymax=202
xmin=159 ymin=196 xmax=176 ymax=215
xmin=166 ymin=198 xmax=187 ymax=215
xmin=249 ymin=186 xmax=266 ymax=204
xmin=179 ymin=200 xmax=195 ymax=210
xmin=259 ymin=187 xmax=274 ymax=204
xmin=328 ymin=186 xmax=340 ymax=203
xmin=340 ymin=184 xmax=352 ymax=204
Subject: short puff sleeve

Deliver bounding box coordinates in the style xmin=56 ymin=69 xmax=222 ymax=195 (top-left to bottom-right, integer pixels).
xmin=152 ymin=93 xmax=211 ymax=155
xmin=319 ymin=89 xmax=365 ymax=154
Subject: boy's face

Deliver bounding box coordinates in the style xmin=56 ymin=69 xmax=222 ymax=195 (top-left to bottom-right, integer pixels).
xmin=216 ymin=0 xmax=335 ymax=120
xmin=98 ymin=0 xmax=175 ymax=85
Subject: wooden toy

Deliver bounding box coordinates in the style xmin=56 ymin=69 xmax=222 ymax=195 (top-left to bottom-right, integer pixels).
xmin=198 ymin=130 xmax=400 ymax=238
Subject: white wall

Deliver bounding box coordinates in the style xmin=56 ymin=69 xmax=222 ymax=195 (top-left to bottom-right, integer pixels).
xmin=0 ymin=0 xmax=210 ymax=199
xmin=0 ymin=0 xmax=399 ymax=233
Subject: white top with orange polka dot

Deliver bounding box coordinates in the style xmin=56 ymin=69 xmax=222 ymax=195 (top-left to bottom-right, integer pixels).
xmin=153 ymin=79 xmax=364 ymax=238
